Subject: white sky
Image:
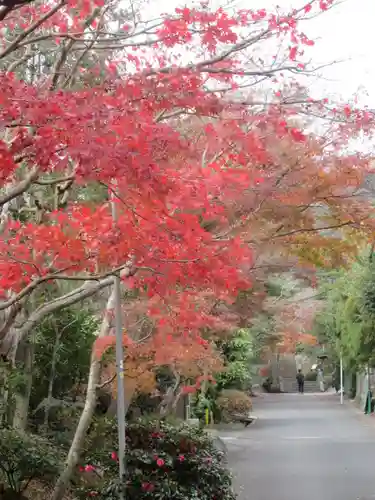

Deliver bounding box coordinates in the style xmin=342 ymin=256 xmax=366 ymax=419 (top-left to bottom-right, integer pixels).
xmin=154 ymin=0 xmax=375 ymax=107
xmin=260 ymin=0 xmax=375 ymax=108
xmin=295 ymin=0 xmax=375 ymax=108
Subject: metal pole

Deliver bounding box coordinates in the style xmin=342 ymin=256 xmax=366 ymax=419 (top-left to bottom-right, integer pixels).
xmin=367 ymin=364 xmax=372 ymax=415
xmin=111 ymin=185 xmax=126 ymax=500
xmin=340 ymin=354 xmax=343 ymax=405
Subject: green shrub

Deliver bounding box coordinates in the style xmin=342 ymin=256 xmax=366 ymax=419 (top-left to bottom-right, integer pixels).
xmin=78 ymin=417 xmax=237 ymax=500
xmin=0 ymin=429 xmax=62 ymax=495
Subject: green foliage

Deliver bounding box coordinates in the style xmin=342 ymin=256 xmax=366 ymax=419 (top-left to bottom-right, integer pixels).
xmin=215 ymin=328 xmax=252 ymax=391
xmin=193 ymin=313 xmax=277 ymax=422
xmin=0 ymin=429 xmax=62 ymax=494
xmin=361 ymin=258 xmax=375 ymax=317
xmin=192 ymin=328 xmax=253 ymax=422
xmin=31 ymin=308 xmax=98 ymax=410
xmin=5 ymin=368 xmax=28 ymax=396
xmin=247 ymin=314 xmax=279 ymax=362
xmin=192 ymin=394 xmax=213 ymax=422
xmin=313 ymin=254 xmax=375 ymax=370
xmin=78 ymin=417 xmax=237 ymax=500
xmin=265 ymin=274 xmax=302 ymax=299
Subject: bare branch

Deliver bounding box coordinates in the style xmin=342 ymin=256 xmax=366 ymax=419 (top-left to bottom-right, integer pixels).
xmin=0 ymin=301 xmax=23 ymax=342
xmin=0 ymin=263 xmax=135 ymax=311
xmin=6 ymin=44 xmax=32 ymax=73
xmin=63 ymin=6 xmax=109 ymax=88
xmin=0 ymin=1 xmax=66 ymax=60
xmin=0 ymin=167 xmax=39 ymax=208
xmin=34 ymin=174 xmax=75 ymax=186
xmin=96 ymin=374 xmax=116 ymax=389
xmin=270 ymin=220 xmax=360 ymax=239
xmin=16 ymin=20 xmax=165 ymax=48
xmin=151 ymin=28 xmax=271 ymax=77
xmin=9 ymin=261 xmax=136 ymax=351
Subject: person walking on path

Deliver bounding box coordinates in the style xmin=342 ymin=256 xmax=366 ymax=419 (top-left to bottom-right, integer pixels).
xmin=296 ymin=369 xmax=305 ymax=394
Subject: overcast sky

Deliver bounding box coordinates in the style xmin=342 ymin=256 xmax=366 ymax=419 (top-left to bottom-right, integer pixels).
xmin=296 ymin=0 xmax=375 ymax=107
xmin=154 ymin=0 xmax=374 ymax=107
xmin=257 ymin=0 xmax=374 ymax=107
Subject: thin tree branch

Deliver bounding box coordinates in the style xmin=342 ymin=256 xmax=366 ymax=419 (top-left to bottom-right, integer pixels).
xmin=270 ymin=220 xmax=359 ymax=239
xmin=33 ymin=174 xmax=75 ymax=186
xmin=0 ymin=0 xmax=66 ymax=60
xmin=0 ymin=167 xmax=39 ymax=208
xmin=6 ymin=44 xmax=32 ymax=73
xmin=0 ymin=263 xmax=134 ymax=311
xmin=97 ymin=374 xmax=116 ymax=389
xmin=9 ymin=262 xmax=136 ymax=352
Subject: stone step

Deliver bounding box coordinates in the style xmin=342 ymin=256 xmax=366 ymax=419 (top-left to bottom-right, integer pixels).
xmin=280 ymin=378 xmax=319 ymax=393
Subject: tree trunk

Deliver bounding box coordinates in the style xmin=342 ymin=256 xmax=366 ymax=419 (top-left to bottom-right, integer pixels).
xmin=42 ymin=325 xmax=62 ymax=431
xmin=50 ymin=289 xmax=116 ymax=500
xmin=12 ymin=339 xmax=34 ymax=431
xmin=0 ymin=361 xmax=10 ymax=426
xmin=159 ymin=369 xmax=180 ymax=417
xmin=105 ymin=386 xmax=136 ymax=417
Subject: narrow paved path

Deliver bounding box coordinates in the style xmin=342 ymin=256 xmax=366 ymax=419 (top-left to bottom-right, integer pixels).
xmin=223 ymin=393 xmax=375 ymax=500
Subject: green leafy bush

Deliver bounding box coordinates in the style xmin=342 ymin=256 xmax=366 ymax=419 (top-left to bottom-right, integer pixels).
xmin=0 ymin=429 xmax=62 ymax=495
xmin=78 ymin=417 xmax=237 ymax=500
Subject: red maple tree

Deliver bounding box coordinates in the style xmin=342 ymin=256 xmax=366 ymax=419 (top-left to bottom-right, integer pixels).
xmin=0 ymin=1 xmax=372 ymax=496
xmin=0 ymin=0 xmax=374 ymax=359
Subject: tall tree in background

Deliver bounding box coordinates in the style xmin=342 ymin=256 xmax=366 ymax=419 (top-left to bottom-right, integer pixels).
xmin=313 ymin=255 xmax=375 ymax=371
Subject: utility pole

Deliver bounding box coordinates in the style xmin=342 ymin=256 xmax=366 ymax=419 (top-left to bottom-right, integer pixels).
xmin=111 ymin=184 xmax=126 ymax=500
xmin=340 ymin=354 xmax=343 ymax=405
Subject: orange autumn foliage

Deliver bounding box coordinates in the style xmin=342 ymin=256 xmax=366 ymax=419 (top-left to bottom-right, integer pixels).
xmin=99 ymin=329 xmax=223 ymax=398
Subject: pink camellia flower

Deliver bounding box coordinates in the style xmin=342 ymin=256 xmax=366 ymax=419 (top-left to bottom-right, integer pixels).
xmin=156 ymin=458 xmax=165 ymax=467
xmin=78 ymin=466 xmax=85 ymax=472
xmin=182 ymin=385 xmax=196 ymax=394
xmin=85 ymin=464 xmax=95 ymax=472
xmin=178 ymin=454 xmax=185 ymax=462
xmin=151 ymin=432 xmax=163 ymax=438
xmin=111 ymin=451 xmax=118 ymax=461
xmin=142 ymin=482 xmax=155 ymax=492
xmin=88 ymin=492 xmax=98 ymax=497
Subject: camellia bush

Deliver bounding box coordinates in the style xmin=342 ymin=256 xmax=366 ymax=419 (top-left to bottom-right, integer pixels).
xmin=77 ymin=417 xmax=237 ymax=500
xmin=0 ymin=428 xmax=62 ymax=498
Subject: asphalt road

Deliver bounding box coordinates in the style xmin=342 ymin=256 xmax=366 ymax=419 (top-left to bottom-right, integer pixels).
xmin=222 ymin=393 xmax=375 ymax=500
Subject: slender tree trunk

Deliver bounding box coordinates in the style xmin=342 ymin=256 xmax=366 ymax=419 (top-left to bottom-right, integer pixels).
xmin=51 ymin=354 xmax=101 ymax=500
xmin=105 ymin=387 xmax=136 ymax=417
xmin=51 ymin=289 xmax=116 ymax=500
xmin=171 ymin=388 xmax=183 ymax=415
xmin=43 ymin=326 xmax=62 ymax=431
xmin=0 ymin=361 xmax=10 ymax=426
xmin=12 ymin=339 xmax=34 ymax=431
xmin=159 ymin=369 xmax=180 ymax=417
